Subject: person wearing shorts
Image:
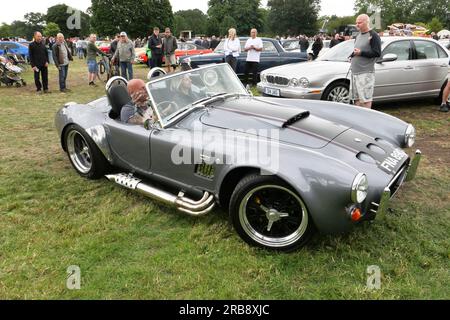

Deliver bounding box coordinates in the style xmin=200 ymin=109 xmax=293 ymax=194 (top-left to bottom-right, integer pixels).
xmin=86 ymin=34 xmax=105 ymax=86
xmin=439 ymin=73 xmax=450 ymax=113
xmin=162 ymin=27 xmax=178 ymax=73
xmin=350 ymin=14 xmax=381 ymax=108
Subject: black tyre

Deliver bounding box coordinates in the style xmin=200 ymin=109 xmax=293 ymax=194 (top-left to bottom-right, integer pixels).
xmin=322 ymin=81 xmax=351 ymax=104
xmin=97 ymin=62 xmax=106 ymax=82
xmin=229 ymin=174 xmax=315 ymax=251
xmin=64 ymin=124 xmax=109 ymax=179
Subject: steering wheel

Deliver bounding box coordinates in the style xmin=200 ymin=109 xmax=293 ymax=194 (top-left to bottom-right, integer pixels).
xmin=156 ymin=101 xmax=179 ymax=118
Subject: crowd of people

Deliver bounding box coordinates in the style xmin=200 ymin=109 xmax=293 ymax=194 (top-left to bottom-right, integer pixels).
xmin=4 ymin=16 xmax=449 ymax=114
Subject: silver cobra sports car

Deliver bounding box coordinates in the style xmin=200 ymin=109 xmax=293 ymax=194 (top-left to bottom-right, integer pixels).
xmin=258 ymin=37 xmax=450 ymax=103
xmin=55 ymin=63 xmax=421 ymax=251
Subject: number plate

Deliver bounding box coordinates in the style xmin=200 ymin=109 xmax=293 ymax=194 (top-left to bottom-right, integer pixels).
xmin=379 ymin=148 xmax=407 ymax=174
xmin=264 ymin=87 xmax=280 ymax=97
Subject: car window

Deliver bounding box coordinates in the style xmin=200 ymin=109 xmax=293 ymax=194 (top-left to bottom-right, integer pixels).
xmin=413 ymin=40 xmax=439 ymax=60
xmin=187 ymin=44 xmax=196 ymax=50
xmin=0 ymin=43 xmax=18 ymax=50
xmin=317 ymin=39 xmax=354 ymax=62
xmin=413 ymin=40 xmax=438 ymax=59
xmin=214 ymin=39 xmax=257 ymax=53
xmin=382 ymin=40 xmax=411 ymax=61
xmin=437 ymin=44 xmax=448 ymax=58
xmin=263 ymin=41 xmax=277 ymax=53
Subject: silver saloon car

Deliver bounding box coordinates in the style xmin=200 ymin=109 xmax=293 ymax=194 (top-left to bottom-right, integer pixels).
xmin=258 ymin=37 xmax=450 ymax=104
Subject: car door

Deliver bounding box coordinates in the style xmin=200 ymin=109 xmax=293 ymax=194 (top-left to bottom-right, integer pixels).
xmin=149 ymin=125 xmax=216 ymax=191
xmin=374 ymin=40 xmax=415 ymax=100
xmin=410 ymin=40 xmax=449 ymax=95
xmin=105 ymin=119 xmax=153 ymax=172
xmin=259 ymin=40 xmax=282 ymax=70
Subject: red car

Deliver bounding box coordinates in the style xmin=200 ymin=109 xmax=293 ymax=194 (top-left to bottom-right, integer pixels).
xmin=136 ymin=42 xmax=213 ymax=65
xmin=98 ymin=42 xmax=111 ymax=54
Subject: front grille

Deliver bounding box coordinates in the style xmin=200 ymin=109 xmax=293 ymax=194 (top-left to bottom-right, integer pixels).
xmin=266 ymin=75 xmax=290 ymax=86
xmin=388 ymin=160 xmax=410 ymax=198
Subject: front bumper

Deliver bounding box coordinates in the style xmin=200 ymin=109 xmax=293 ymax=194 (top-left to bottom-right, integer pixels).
xmin=256 ymin=82 xmax=323 ymax=99
xmin=371 ymin=150 xmax=422 ymax=218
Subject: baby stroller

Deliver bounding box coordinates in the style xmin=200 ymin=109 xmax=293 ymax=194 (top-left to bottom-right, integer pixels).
xmin=0 ymin=56 xmax=26 ymax=87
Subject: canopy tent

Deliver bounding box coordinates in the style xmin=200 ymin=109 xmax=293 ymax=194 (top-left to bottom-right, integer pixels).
xmin=437 ymin=30 xmax=450 ymax=38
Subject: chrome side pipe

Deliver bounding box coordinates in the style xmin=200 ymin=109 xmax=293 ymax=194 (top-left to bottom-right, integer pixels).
xmin=105 ymin=174 xmax=215 ymax=216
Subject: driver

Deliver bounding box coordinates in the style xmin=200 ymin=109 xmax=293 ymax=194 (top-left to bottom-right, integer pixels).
xmin=121 ymin=79 xmax=157 ymax=128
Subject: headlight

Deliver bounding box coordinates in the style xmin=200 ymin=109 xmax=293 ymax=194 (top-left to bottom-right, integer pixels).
xmin=404 ymin=124 xmax=416 ymax=148
xmin=290 ymin=78 xmax=299 ymax=86
xmin=261 ymin=73 xmax=267 ymax=82
xmin=351 ymin=173 xmax=368 ymax=204
xmin=299 ymin=77 xmax=310 ymax=88
xmin=290 ymin=77 xmax=309 ymax=88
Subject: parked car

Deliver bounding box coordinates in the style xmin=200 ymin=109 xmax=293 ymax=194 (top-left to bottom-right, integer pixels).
xmin=173 ymin=42 xmax=213 ymax=64
xmin=98 ymin=42 xmax=111 ymax=54
xmin=135 ymin=46 xmax=148 ymax=64
xmin=136 ymin=42 xmax=214 ymax=65
xmin=282 ymin=39 xmax=331 ymax=60
xmin=0 ymin=41 xmax=29 ymax=59
xmin=258 ymin=37 xmax=450 ymax=103
xmin=55 ymin=63 xmax=421 ymax=251
xmin=180 ymin=38 xmax=307 ymax=76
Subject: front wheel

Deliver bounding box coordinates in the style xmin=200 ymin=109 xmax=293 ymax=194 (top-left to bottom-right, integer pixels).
xmin=64 ymin=124 xmax=109 ymax=179
xmin=322 ymin=81 xmax=351 ymax=104
xmin=229 ymin=175 xmax=315 ymax=251
xmin=97 ymin=61 xmax=107 ymax=82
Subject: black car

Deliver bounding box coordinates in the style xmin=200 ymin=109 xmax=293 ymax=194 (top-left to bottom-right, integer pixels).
xmin=180 ymin=37 xmax=307 ymax=76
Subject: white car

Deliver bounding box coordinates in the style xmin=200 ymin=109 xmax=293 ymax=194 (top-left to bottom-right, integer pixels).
xmin=258 ymin=37 xmax=450 ymax=103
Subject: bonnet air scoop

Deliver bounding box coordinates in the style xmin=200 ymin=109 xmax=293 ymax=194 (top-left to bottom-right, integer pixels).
xmin=282 ymin=111 xmax=310 ymax=128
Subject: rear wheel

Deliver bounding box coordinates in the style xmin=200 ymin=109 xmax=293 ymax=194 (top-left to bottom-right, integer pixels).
xmin=322 ymin=81 xmax=350 ymax=104
xmin=64 ymin=124 xmax=109 ymax=179
xmin=229 ymin=174 xmax=315 ymax=251
xmin=97 ymin=61 xmax=107 ymax=82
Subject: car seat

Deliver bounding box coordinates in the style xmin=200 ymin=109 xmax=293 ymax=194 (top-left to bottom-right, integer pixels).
xmin=106 ymin=76 xmax=131 ymax=119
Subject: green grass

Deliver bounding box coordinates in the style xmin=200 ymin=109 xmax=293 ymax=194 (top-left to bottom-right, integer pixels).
xmin=0 ymin=60 xmax=449 ymax=299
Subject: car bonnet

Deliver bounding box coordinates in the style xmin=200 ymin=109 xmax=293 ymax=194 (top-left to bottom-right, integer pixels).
xmin=199 ymin=96 xmax=350 ymax=149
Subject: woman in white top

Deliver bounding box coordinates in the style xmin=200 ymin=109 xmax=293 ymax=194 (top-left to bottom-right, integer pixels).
xmin=224 ymin=28 xmax=240 ymax=72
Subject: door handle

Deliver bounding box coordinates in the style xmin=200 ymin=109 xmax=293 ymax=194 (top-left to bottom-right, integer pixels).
xmin=440 ymin=64 xmax=449 ymax=67
xmin=404 ymin=66 xmax=413 ymax=70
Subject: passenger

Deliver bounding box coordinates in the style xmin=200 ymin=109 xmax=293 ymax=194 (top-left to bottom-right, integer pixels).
xmin=177 ymin=74 xmax=204 ymax=103
xmin=121 ymin=79 xmax=156 ymax=128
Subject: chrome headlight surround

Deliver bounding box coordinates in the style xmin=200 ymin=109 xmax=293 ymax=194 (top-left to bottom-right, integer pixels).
xmin=289 ymin=78 xmax=299 ymax=87
xmin=404 ymin=124 xmax=416 ymax=148
xmin=289 ymin=77 xmax=309 ymax=88
xmin=299 ymin=77 xmax=310 ymax=88
xmin=351 ymin=173 xmax=369 ymax=204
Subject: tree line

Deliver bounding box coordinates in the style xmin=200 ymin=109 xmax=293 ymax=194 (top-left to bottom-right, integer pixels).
xmin=0 ymin=0 xmax=448 ymax=40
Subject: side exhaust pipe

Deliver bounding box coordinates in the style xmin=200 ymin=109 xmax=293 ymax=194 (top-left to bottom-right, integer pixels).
xmin=105 ymin=174 xmax=215 ymax=216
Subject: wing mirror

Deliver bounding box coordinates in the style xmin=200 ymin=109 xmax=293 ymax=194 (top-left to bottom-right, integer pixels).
xmin=377 ymin=53 xmax=398 ymax=64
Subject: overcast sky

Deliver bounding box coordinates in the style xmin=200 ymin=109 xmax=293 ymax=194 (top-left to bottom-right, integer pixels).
xmin=0 ymin=0 xmax=356 ymax=24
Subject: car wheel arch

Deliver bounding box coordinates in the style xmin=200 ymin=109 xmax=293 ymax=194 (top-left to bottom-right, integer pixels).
xmin=321 ymin=78 xmax=350 ymax=100
xmin=218 ymin=167 xmax=260 ymax=209
xmin=61 ymin=123 xmax=113 ymax=164
xmin=217 ymin=166 xmax=316 ymax=219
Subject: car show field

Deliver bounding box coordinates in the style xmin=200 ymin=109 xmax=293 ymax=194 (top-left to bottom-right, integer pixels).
xmin=0 ymin=59 xmax=448 ymax=299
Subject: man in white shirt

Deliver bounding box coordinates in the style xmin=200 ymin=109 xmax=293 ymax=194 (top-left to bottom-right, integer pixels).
xmin=244 ymin=29 xmax=263 ymax=86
